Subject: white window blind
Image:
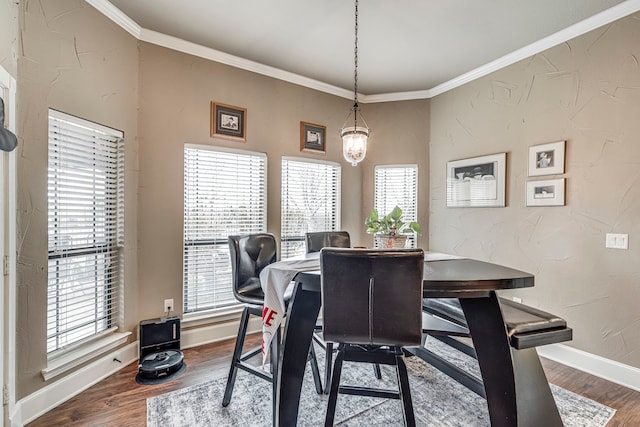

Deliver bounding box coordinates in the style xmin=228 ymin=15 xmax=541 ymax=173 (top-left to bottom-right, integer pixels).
xmin=47 ymin=110 xmax=124 ymax=354
xmin=183 ymin=145 xmax=267 ymax=313
xmin=281 ymin=158 xmax=341 ymax=258
xmin=374 ymin=165 xmax=418 ymax=248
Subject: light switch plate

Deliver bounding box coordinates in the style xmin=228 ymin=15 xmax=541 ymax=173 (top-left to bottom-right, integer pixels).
xmin=605 ymin=233 xmax=628 ymax=250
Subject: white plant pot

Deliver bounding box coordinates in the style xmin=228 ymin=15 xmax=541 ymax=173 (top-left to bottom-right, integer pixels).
xmin=375 ymin=234 xmax=408 ymax=249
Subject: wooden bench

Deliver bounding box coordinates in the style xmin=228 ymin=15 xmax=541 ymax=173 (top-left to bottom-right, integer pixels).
xmin=417 ymin=297 xmax=573 ymax=399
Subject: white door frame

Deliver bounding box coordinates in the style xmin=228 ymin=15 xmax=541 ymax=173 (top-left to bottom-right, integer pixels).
xmin=0 ymin=65 xmax=17 ymax=425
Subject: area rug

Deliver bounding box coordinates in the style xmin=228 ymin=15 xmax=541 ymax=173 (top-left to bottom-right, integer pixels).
xmin=147 ymin=337 xmax=615 ymax=426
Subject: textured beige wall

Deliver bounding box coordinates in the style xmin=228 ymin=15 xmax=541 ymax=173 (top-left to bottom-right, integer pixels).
xmin=16 ymin=1 xmax=139 ymax=398
xmin=430 ymin=13 xmax=640 ymax=368
xmin=0 ymin=0 xmax=18 ymax=77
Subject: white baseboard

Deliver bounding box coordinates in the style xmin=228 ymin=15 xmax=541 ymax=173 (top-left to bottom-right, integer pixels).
xmin=13 ymin=342 xmax=138 ymax=426
xmin=538 ymin=343 xmax=640 ymax=392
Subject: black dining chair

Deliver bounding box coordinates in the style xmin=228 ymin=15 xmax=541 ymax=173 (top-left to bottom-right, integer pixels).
xmin=320 ymin=248 xmax=424 ymax=427
xmin=305 ymin=231 xmax=351 ymax=253
xmin=222 ymin=233 xmax=322 ymax=408
xmin=305 ymin=231 xmax=359 ymax=393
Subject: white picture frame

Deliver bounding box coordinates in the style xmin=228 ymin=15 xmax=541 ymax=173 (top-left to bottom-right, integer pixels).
xmin=446 ymin=152 xmax=506 ymax=207
xmin=526 ymin=178 xmax=565 ymax=207
xmin=528 ymin=140 xmax=565 ymax=176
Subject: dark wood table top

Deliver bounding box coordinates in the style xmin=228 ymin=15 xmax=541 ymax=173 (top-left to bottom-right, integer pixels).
xmin=295 ymin=257 xmax=534 ymax=298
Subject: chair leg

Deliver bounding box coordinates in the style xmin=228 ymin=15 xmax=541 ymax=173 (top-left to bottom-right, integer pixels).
xmin=308 ymin=342 xmax=323 ymax=394
xmin=324 ymin=345 xmax=345 ymax=427
xmin=323 ymin=342 xmax=333 ymax=394
xmin=373 ymin=363 xmax=382 ymax=380
xmin=271 ymin=325 xmax=281 ymax=419
xmin=222 ymin=307 xmax=251 ymax=407
xmin=395 ymin=350 xmax=416 ymax=427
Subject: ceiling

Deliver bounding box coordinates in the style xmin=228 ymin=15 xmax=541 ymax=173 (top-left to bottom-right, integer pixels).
xmin=94 ymin=0 xmax=639 ymax=101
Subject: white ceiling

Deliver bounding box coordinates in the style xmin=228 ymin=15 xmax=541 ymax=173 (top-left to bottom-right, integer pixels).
xmin=93 ymin=0 xmax=640 ymax=101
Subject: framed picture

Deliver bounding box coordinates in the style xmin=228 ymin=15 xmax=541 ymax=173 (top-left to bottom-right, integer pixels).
xmin=528 ymin=140 xmax=565 ymax=176
xmin=446 ymin=152 xmax=506 ymax=207
xmin=300 ymin=122 xmax=326 ymax=154
xmin=211 ymin=102 xmax=246 ymax=141
xmin=526 ymin=178 xmax=565 ymax=206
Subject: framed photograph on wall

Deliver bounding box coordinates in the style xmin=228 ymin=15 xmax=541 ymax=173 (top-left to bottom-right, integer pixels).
xmin=526 ymin=178 xmax=565 ymax=207
xmin=211 ymin=102 xmax=246 ymax=141
xmin=446 ymin=152 xmax=506 ymax=207
xmin=300 ymin=121 xmax=326 ymax=154
xmin=528 ymin=140 xmax=565 ymax=176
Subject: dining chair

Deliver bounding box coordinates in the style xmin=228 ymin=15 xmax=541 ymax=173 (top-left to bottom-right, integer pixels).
xmin=320 ymin=248 xmax=424 ymax=427
xmin=222 ymin=233 xmax=322 ymax=408
xmin=305 ymin=231 xmax=351 ymax=253
xmin=305 ymin=231 xmax=361 ymax=393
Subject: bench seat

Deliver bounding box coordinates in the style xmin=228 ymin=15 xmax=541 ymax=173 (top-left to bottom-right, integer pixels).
xmin=422 ymin=297 xmax=572 ymax=349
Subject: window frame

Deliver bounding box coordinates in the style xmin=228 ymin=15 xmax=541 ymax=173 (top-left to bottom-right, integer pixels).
xmin=280 ymin=156 xmax=342 ymax=259
xmin=373 ymin=164 xmax=419 ymax=248
xmin=182 ymin=144 xmax=268 ymax=315
xmin=46 ymin=109 xmax=125 ymax=356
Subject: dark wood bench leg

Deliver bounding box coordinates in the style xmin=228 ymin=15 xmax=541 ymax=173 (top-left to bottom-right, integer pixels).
xmin=460 ymin=292 xmax=563 ymax=427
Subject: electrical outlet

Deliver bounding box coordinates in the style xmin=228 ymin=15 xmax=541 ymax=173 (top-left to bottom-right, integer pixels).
xmin=164 ymin=298 xmax=174 ymax=313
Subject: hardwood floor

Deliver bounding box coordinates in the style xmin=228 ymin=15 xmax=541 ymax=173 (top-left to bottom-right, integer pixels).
xmin=27 ymin=333 xmax=640 ymax=426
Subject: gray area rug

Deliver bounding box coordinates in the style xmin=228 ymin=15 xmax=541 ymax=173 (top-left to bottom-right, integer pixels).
xmin=147 ymin=337 xmax=616 ymax=426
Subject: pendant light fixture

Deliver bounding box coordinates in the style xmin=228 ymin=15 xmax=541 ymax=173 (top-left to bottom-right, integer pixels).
xmin=340 ymin=0 xmax=370 ymax=166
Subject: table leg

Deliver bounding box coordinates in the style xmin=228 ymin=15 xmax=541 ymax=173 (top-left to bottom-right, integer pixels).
xmin=274 ymin=281 xmax=322 ymax=426
xmin=460 ymin=292 xmax=563 ymax=427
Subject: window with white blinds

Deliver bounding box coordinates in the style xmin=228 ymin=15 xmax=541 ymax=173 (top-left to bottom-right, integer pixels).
xmin=183 ymin=145 xmax=267 ymax=313
xmin=47 ymin=110 xmax=124 ymax=354
xmin=374 ymin=165 xmax=418 ymax=248
xmin=281 ymin=157 xmax=341 ymax=258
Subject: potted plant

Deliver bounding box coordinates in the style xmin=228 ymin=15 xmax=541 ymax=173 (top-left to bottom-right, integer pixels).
xmin=364 ymin=205 xmax=422 ymax=248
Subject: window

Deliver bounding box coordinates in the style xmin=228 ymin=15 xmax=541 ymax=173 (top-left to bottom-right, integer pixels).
xmin=47 ymin=110 xmax=124 ymax=354
xmin=281 ymin=157 xmax=341 ymax=258
xmin=183 ymin=145 xmax=267 ymax=313
xmin=374 ymin=165 xmax=418 ymax=248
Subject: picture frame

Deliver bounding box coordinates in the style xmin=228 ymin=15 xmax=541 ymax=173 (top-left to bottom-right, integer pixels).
xmin=446 ymin=152 xmax=506 ymax=207
xmin=528 ymin=140 xmax=565 ymax=176
xmin=300 ymin=121 xmax=326 ymax=154
xmin=526 ymin=178 xmax=565 ymax=206
xmin=211 ymin=102 xmax=247 ymax=141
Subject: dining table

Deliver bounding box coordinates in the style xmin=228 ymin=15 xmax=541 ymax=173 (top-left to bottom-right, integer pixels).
xmin=262 ymin=251 xmax=562 ymax=427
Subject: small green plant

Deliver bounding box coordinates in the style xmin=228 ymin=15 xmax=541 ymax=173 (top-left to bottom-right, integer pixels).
xmin=364 ymin=206 xmax=422 ymax=236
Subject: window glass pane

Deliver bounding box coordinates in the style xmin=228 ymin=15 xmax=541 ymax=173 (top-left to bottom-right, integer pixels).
xmin=374 ymin=165 xmax=418 ymax=248
xmin=183 ymin=146 xmax=267 ymax=313
xmin=281 ymin=158 xmax=341 ymax=258
xmin=47 ymin=110 xmax=124 ymax=353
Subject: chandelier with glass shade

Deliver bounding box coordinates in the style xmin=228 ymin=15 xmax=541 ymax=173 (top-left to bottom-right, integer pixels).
xmin=340 ymin=0 xmax=370 ymax=166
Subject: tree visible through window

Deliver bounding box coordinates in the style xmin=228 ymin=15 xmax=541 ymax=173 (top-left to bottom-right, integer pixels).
xmin=183 ymin=145 xmax=267 ymax=313
xmin=281 ymin=158 xmax=341 ymax=258
xmin=47 ymin=110 xmax=124 ymax=353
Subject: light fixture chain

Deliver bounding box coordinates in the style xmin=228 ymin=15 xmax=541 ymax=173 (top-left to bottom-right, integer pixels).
xmin=353 ymin=0 xmax=359 ymax=117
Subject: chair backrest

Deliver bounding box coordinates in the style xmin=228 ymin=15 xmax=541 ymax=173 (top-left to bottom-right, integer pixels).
xmin=321 ymin=248 xmax=424 ymax=347
xmin=305 ymin=231 xmax=351 ymax=253
xmin=228 ymin=233 xmax=277 ymax=305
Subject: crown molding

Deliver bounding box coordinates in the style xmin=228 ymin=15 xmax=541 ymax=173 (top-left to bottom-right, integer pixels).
xmin=429 ymin=0 xmax=640 ymax=97
xmin=138 ymin=28 xmax=354 ymax=101
xmin=89 ymin=0 xmax=640 ymax=102
xmin=85 ymin=0 xmax=141 ymax=38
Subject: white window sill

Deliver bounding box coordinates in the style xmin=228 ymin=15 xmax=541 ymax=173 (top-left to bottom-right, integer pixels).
xmin=181 ymin=305 xmax=244 ymax=328
xmin=42 ymin=330 xmax=132 ymax=381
